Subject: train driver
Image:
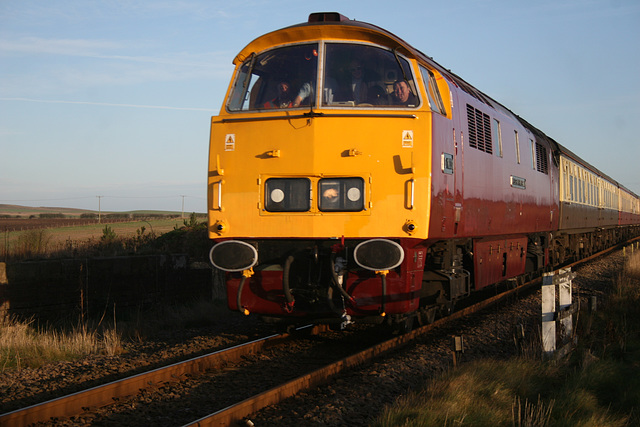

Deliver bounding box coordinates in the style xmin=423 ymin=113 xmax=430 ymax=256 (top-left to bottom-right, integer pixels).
xmin=263 ymin=81 xmax=294 ymax=109
xmin=292 ymin=82 xmax=313 ymax=107
xmin=347 ymin=59 xmax=368 ymax=104
xmin=392 ymin=80 xmax=417 ymax=106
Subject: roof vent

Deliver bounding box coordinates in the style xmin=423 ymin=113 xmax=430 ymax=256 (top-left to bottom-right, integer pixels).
xmin=308 ymin=12 xmax=349 ymax=22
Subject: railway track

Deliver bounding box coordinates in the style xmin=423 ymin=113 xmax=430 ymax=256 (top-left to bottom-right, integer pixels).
xmin=1 ymin=323 xmax=386 ymax=426
xmin=1 ymin=240 xmax=636 ymax=426
xmin=0 ymin=327 xmax=311 ymax=425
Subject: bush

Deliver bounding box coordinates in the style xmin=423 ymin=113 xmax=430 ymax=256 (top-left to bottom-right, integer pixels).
xmin=104 ymin=213 xmax=131 ymax=219
xmin=101 ymin=225 xmax=117 ymax=242
xmin=15 ymin=229 xmax=51 ymax=258
xmin=39 ymin=213 xmax=65 ymax=219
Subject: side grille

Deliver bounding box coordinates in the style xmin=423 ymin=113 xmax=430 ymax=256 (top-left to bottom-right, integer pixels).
xmin=466 ymin=104 xmax=493 ymax=154
xmin=535 ymin=143 xmax=549 ymax=175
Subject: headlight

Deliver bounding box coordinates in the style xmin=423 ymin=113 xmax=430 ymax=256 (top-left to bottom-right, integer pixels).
xmin=265 ymin=178 xmax=311 ymax=212
xmin=318 ymin=178 xmax=364 ymax=211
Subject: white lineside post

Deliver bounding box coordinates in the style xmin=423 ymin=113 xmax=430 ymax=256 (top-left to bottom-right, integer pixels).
xmin=542 ymin=272 xmax=556 ymax=357
xmin=557 ymin=267 xmax=573 ymax=343
xmin=542 ymin=268 xmax=576 ymax=359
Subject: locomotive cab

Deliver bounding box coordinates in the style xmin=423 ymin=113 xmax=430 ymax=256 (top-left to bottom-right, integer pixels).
xmin=207 ymin=13 xmax=444 ymax=327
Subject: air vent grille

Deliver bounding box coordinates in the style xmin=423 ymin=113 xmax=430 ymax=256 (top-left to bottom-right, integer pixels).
xmin=466 ymin=104 xmax=492 ymax=154
xmin=535 ymin=143 xmax=549 ymax=175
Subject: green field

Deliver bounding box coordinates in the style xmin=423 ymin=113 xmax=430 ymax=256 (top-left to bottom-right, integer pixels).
xmin=1 ymin=212 xmax=208 ymax=261
xmin=37 ymin=218 xmax=186 ymax=240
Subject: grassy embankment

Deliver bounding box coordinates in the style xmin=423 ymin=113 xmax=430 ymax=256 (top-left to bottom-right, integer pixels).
xmin=1 ymin=214 xmax=219 ymax=370
xmin=374 ymin=249 xmax=640 ymax=427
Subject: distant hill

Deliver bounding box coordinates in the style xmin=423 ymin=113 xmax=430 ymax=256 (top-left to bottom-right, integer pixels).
xmin=0 ymin=204 xmax=200 ymax=218
xmin=0 ymin=204 xmax=95 ymax=217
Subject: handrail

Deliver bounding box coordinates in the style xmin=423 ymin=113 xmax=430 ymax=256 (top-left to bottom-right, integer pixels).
xmin=220 ymin=112 xmax=417 ymax=123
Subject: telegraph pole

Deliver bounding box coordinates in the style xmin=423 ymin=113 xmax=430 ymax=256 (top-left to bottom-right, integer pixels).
xmin=97 ymin=196 xmax=103 ymax=223
xmin=180 ymin=195 xmax=186 ymax=219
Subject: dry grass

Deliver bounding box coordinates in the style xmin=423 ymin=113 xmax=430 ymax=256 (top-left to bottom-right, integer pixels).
xmin=0 ymin=299 xmax=229 ymax=372
xmin=373 ymin=359 xmax=567 ymax=426
xmin=625 ymin=244 xmax=640 ymax=279
xmin=512 ymin=396 xmax=554 ymax=427
xmin=0 ymin=315 xmax=123 ymax=371
xmin=374 ymin=249 xmax=640 ymax=427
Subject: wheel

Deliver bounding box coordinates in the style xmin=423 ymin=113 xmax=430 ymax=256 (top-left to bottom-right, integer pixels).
xmin=417 ymin=307 xmax=437 ymax=325
xmin=439 ymin=301 xmax=455 ymax=317
xmin=397 ymin=316 xmax=414 ymax=334
xmin=425 ymin=307 xmax=437 ymax=323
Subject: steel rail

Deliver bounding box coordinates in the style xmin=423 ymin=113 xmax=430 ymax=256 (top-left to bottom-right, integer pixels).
xmin=0 ymin=325 xmax=322 ymax=426
xmin=184 ymin=237 xmax=640 ymax=426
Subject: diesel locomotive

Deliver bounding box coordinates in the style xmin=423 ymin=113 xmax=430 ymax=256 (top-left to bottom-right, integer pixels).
xmin=207 ymin=12 xmax=640 ymax=329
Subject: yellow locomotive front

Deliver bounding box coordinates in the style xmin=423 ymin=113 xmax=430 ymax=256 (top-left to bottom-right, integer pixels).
xmin=208 ymin=13 xmax=436 ymax=327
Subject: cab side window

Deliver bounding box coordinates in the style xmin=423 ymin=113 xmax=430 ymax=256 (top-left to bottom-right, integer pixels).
xmin=419 ymin=65 xmax=446 ymax=115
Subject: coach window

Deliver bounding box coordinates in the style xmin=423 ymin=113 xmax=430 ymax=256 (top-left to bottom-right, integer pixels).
xmin=576 ymin=173 xmax=581 ymax=203
xmin=573 ymin=177 xmax=582 ymax=203
xmin=569 ymin=175 xmax=574 ymax=201
xmin=564 ymin=167 xmax=568 ymax=200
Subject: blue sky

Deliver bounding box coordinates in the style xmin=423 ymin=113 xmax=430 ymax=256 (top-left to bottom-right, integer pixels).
xmin=1 ymin=0 xmax=638 ymax=213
